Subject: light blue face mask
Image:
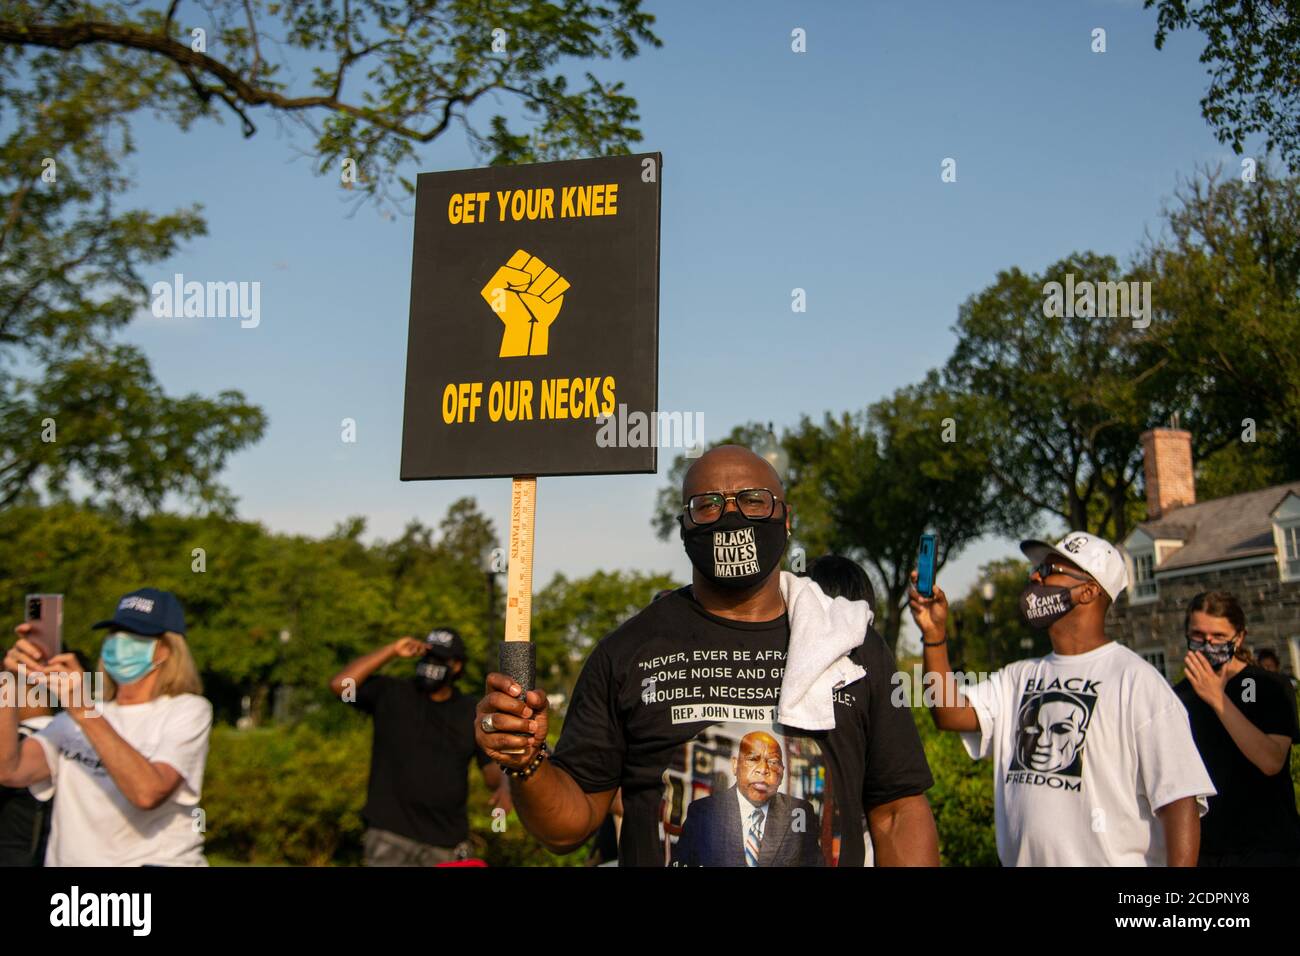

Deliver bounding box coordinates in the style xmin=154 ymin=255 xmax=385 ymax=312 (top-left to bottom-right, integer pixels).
xmin=102 ymin=632 xmax=159 ymax=685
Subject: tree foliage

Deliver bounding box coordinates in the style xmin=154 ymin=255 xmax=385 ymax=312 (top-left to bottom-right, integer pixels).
xmin=0 ymin=0 xmax=661 ymax=208
xmin=0 ymin=496 xmax=672 ymax=720
xmin=532 ymin=567 xmax=678 ymax=698
xmin=1141 ymin=165 xmax=1300 ymax=496
xmin=944 ymin=253 xmax=1165 ymax=543
xmin=0 ymin=21 xmax=266 ymax=511
xmin=784 ymin=376 xmax=1032 ymax=650
xmin=1147 ymin=0 xmax=1300 ymax=174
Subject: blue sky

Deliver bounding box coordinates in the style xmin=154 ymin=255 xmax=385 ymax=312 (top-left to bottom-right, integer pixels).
xmin=112 ymin=0 xmax=1252 ymax=647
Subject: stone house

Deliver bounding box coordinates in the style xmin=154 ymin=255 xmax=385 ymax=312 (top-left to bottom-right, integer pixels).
xmin=1110 ymin=427 xmax=1300 ymax=680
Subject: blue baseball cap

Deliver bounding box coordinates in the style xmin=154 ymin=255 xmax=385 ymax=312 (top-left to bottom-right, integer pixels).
xmin=93 ymin=588 xmax=187 ymax=637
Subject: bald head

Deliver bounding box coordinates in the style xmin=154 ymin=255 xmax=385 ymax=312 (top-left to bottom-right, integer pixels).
xmin=678 ymin=445 xmax=791 ymax=597
xmin=682 ymin=445 xmax=784 ymax=503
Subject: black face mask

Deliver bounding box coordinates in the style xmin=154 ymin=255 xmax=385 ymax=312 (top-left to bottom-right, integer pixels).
xmin=1187 ymin=635 xmax=1238 ymax=671
xmin=681 ymin=510 xmax=788 ymax=589
xmin=1019 ymin=583 xmax=1076 ymax=630
xmin=415 ymin=655 xmax=455 ymax=693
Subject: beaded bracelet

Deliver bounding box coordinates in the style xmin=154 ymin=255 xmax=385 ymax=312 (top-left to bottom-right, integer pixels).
xmin=500 ymin=742 xmax=549 ymax=779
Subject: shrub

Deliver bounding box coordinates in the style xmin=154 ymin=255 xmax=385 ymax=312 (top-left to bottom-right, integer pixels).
xmin=913 ymin=708 xmax=999 ymax=867
xmin=202 ymin=719 xmax=586 ymax=866
xmin=203 ymin=723 xmax=369 ymax=865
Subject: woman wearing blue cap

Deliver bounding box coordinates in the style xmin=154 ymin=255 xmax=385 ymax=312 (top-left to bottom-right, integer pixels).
xmin=0 ymin=588 xmax=212 ymax=866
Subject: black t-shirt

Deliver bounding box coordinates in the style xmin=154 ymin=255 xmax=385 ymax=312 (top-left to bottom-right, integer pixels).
xmin=355 ymin=677 xmax=489 ymax=847
xmin=550 ymin=588 xmax=934 ymax=866
xmin=0 ymin=723 xmax=51 ymax=866
xmin=1175 ymin=665 xmax=1300 ymax=856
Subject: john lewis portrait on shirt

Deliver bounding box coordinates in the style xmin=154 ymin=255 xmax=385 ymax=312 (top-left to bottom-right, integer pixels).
xmin=667 ymin=727 xmax=830 ymax=866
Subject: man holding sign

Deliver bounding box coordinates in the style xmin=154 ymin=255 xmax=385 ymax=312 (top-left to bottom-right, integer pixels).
xmin=476 ymin=445 xmax=939 ymax=866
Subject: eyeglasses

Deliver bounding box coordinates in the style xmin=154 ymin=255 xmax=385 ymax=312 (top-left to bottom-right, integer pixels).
xmin=1187 ymin=629 xmax=1240 ymax=646
xmin=1031 ymin=562 xmax=1092 ymax=584
xmin=683 ymin=488 xmax=783 ymax=525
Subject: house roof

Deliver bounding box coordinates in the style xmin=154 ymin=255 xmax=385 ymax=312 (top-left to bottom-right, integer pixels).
xmin=1136 ymin=481 xmax=1300 ymax=572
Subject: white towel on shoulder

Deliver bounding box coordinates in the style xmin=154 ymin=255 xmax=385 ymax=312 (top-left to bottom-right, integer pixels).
xmin=776 ymin=571 xmax=871 ymax=731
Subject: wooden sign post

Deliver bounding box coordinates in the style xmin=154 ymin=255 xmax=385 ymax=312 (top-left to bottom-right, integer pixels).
xmin=499 ymin=477 xmax=536 ymax=751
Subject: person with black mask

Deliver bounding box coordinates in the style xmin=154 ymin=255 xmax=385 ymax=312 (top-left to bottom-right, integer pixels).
xmin=1174 ymin=591 xmax=1300 ymax=866
xmin=330 ymin=628 xmax=509 ymax=865
xmin=910 ymin=531 xmax=1215 ymax=866
xmin=474 ymin=444 xmax=938 ymax=866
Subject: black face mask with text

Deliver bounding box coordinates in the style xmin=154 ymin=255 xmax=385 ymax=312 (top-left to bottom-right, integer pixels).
xmin=1019 ymin=583 xmax=1077 ymax=629
xmin=681 ymin=511 xmax=788 ymax=589
xmin=415 ymin=655 xmax=455 ymax=693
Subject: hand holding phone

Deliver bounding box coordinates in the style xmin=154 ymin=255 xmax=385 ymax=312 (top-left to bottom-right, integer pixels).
xmin=916 ymin=535 xmax=937 ymax=598
xmin=24 ymin=594 xmax=63 ymax=660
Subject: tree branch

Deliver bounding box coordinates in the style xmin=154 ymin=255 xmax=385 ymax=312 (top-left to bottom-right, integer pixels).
xmin=0 ymin=20 xmax=469 ymax=143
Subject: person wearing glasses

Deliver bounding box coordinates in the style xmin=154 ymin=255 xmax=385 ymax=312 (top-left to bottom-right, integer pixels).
xmin=908 ymin=532 xmax=1215 ymax=866
xmin=1174 ymin=591 xmax=1300 ymax=866
xmin=474 ymin=444 xmax=938 ymax=866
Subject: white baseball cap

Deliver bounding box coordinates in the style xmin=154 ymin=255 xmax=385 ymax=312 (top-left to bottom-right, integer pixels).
xmin=1020 ymin=531 xmax=1128 ymax=602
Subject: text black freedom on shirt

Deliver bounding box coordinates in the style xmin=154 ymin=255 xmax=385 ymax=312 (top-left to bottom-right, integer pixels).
xmin=355 ymin=678 xmax=490 ymax=848
xmin=549 ymin=587 xmax=933 ymax=866
xmin=1175 ymin=664 xmax=1300 ymax=862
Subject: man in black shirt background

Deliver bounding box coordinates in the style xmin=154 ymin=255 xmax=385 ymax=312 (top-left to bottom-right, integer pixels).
xmin=331 ymin=628 xmax=510 ymax=865
xmin=474 ymin=444 xmax=939 ymax=866
xmin=0 ymin=699 xmax=52 ymax=866
xmin=1176 ymin=591 xmax=1300 ymax=866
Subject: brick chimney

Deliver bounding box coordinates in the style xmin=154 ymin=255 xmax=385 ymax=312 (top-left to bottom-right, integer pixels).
xmin=1140 ymin=428 xmax=1195 ymax=519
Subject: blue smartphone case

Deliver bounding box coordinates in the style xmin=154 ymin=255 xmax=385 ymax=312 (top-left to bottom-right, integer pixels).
xmin=916 ymin=535 xmax=936 ymax=597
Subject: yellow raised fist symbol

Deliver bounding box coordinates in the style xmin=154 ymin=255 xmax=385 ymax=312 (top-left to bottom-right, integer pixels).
xmin=481 ymin=249 xmax=570 ymax=357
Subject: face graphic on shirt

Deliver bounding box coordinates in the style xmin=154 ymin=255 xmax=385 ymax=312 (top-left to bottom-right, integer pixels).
xmin=1013 ymin=691 xmax=1093 ymax=777
xmin=660 ymin=722 xmax=839 ymax=866
xmin=731 ymin=731 xmax=785 ymax=806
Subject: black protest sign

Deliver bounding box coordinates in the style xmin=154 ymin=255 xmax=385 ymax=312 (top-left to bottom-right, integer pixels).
xmin=400 ymin=153 xmax=661 ymax=480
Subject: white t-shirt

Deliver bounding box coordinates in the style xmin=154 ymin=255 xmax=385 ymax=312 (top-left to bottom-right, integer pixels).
xmin=960 ymin=641 xmax=1214 ymax=866
xmin=30 ymin=694 xmax=213 ymax=866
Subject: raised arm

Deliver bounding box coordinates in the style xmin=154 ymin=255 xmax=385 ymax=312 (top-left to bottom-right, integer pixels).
xmin=329 ymin=636 xmax=424 ymax=698
xmin=908 ymin=572 xmax=980 ymax=732
xmin=0 ymin=630 xmax=52 ymax=788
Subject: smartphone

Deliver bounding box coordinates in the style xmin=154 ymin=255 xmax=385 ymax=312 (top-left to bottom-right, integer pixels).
xmin=916 ymin=535 xmax=937 ymax=598
xmin=24 ymin=594 xmax=63 ymax=660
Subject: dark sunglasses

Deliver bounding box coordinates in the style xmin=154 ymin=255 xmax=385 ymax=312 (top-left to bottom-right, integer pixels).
xmin=1031 ymin=562 xmax=1092 ymax=584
